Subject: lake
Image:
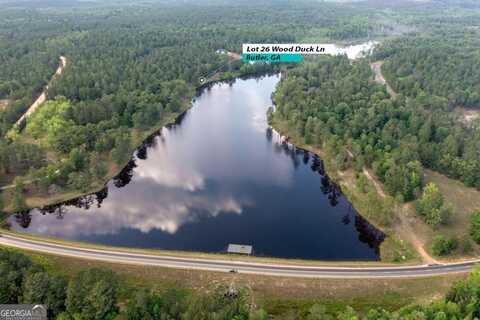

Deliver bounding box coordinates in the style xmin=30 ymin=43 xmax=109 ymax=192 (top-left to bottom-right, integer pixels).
xmin=9 ymin=74 xmax=384 ymax=260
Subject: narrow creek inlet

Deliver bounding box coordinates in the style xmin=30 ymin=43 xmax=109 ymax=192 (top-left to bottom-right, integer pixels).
xmin=9 ymin=75 xmax=384 ymax=260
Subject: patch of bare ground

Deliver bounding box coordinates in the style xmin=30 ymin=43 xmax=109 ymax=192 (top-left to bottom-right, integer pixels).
xmin=395 ymin=203 xmax=440 ymax=264
xmin=227 ymin=51 xmax=242 ymax=60
xmin=455 ymin=107 xmax=480 ymax=128
xmin=0 ymin=99 xmax=10 ymax=110
xmin=363 ymin=167 xmax=386 ymax=198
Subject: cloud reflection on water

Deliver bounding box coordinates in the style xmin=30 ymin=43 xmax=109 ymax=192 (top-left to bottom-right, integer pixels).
xmin=18 ymin=179 xmax=245 ymax=237
xmin=9 ymin=74 xmax=385 ymax=260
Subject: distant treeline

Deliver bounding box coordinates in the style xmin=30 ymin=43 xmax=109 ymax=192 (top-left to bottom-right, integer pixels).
xmin=375 ymin=35 xmax=480 ymax=108
xmin=0 ymin=0 xmax=387 ymax=209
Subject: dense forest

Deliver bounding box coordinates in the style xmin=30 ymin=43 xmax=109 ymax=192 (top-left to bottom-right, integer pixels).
xmin=1 ymin=0 xmax=480 ymax=318
xmin=375 ymin=35 xmax=480 ymax=108
xmin=2 ymin=0 xmax=479 ymax=211
xmin=0 ymin=0 xmax=477 ymax=232
xmin=273 ymin=57 xmax=423 ymax=202
xmin=3 ymin=248 xmax=480 ymax=320
xmin=0 ymin=0 xmax=395 ymax=210
xmin=272 ymin=56 xmax=480 ymax=202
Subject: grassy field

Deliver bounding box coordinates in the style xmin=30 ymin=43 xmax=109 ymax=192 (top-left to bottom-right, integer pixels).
xmin=386 ymin=170 xmax=480 ymax=261
xmin=426 ymin=170 xmax=480 ymax=220
xmin=421 ymin=170 xmax=480 ymax=259
xmin=15 ymin=248 xmax=467 ymax=317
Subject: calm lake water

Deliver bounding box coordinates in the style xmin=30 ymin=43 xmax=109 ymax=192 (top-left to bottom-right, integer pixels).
xmin=10 ymin=74 xmax=384 ymax=260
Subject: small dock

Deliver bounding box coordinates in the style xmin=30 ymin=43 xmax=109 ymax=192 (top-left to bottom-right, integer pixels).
xmin=227 ymin=244 xmax=253 ymax=255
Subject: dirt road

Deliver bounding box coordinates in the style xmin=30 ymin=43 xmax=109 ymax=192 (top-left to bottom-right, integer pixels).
xmin=371 ymin=61 xmax=397 ymax=98
xmin=346 ymin=139 xmax=436 ymax=263
xmin=15 ymin=56 xmax=67 ymax=126
xmin=368 ymin=62 xmax=440 ymax=263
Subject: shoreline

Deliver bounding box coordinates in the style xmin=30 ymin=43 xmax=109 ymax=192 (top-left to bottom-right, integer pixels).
xmin=268 ymin=116 xmax=418 ymax=263
xmin=3 ymin=70 xmax=414 ymax=265
xmin=0 ymin=68 xmax=274 ymax=213
xmin=0 ymin=229 xmax=415 ymax=267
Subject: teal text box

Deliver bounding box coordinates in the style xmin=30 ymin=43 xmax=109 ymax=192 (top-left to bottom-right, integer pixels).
xmin=241 ymin=53 xmax=303 ymax=63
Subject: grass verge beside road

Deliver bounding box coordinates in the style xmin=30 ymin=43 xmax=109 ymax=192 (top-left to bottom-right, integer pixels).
xmin=0 ymin=229 xmax=417 ymax=267
xmin=8 ymin=248 xmax=468 ymax=316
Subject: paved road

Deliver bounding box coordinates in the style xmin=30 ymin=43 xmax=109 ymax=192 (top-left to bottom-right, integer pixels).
xmin=0 ymin=234 xmax=477 ymax=278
